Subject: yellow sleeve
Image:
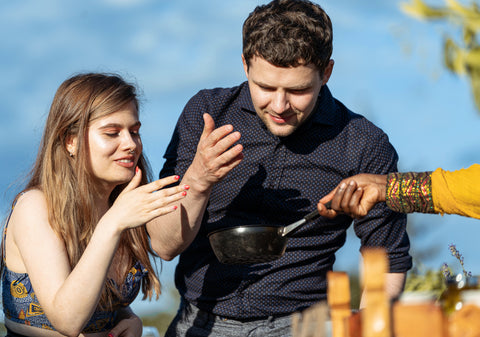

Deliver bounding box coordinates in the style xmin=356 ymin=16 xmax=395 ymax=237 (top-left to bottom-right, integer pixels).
xmin=432 ymin=164 xmax=480 ymax=219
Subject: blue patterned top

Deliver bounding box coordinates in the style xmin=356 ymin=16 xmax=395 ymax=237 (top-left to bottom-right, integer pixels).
xmin=2 ymin=261 xmax=147 ymax=332
xmin=1 ymin=205 xmax=148 ymax=332
xmin=160 ymin=83 xmax=412 ymax=319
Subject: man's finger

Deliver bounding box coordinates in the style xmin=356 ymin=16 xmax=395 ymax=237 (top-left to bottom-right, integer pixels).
xmin=201 ymin=113 xmax=216 ymax=139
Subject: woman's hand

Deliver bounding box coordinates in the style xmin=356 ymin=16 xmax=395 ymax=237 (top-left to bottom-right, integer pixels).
xmin=108 ymin=309 xmax=143 ymax=337
xmin=317 ymin=174 xmax=387 ymax=219
xmin=103 ymin=169 xmax=189 ymax=232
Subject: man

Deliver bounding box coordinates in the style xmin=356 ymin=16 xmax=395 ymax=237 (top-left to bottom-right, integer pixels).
xmin=147 ymin=0 xmax=412 ymax=336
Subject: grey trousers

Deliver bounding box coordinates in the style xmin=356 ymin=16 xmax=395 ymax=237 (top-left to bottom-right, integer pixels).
xmin=164 ymin=300 xmax=292 ymax=337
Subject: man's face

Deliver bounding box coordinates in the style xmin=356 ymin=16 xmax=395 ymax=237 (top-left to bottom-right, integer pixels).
xmin=243 ymin=55 xmax=332 ymax=137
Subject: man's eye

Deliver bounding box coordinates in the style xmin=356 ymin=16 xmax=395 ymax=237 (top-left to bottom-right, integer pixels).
xmin=290 ymin=88 xmax=308 ymax=94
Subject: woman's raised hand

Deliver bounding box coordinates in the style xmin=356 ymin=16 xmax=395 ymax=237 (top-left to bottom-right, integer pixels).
xmin=104 ymin=168 xmax=189 ymax=232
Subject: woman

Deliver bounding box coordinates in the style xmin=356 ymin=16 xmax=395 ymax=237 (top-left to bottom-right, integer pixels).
xmin=1 ymin=73 xmax=189 ymax=337
xmin=317 ymin=164 xmax=480 ymax=220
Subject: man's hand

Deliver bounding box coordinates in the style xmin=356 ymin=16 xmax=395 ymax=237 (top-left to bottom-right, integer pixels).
xmin=185 ymin=113 xmax=244 ymax=193
xmin=317 ymin=174 xmax=388 ymax=219
xmin=147 ymin=114 xmax=244 ymax=260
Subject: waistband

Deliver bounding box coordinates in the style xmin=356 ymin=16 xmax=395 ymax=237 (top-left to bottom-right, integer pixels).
xmin=182 ymin=299 xmax=293 ymax=324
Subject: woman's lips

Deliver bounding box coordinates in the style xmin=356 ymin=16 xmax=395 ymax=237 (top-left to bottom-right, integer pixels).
xmin=116 ymin=159 xmax=135 ymax=168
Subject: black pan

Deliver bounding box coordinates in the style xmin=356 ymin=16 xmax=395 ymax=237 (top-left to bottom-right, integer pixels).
xmin=208 ymin=201 xmax=331 ymax=264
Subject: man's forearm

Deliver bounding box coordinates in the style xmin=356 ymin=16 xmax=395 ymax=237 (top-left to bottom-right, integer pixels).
xmin=385 ymin=272 xmax=406 ymax=299
xmin=359 ymin=272 xmax=406 ymax=308
xmin=147 ymin=180 xmax=211 ymax=261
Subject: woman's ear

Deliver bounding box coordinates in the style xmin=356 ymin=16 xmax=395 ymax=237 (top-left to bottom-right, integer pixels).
xmin=65 ymin=134 xmax=78 ymax=157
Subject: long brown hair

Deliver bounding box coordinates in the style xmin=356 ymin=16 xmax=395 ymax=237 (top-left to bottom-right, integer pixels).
xmin=6 ymin=73 xmax=160 ymax=309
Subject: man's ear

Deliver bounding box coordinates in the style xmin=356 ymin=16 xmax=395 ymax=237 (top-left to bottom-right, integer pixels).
xmin=65 ymin=134 xmax=78 ymax=157
xmin=242 ymin=54 xmax=249 ymax=78
xmin=321 ymin=59 xmax=335 ymax=85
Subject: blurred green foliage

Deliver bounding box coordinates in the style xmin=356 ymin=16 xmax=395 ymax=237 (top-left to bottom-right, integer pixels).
xmin=349 ymin=273 xmax=362 ymax=309
xmin=401 ymin=0 xmax=480 ymax=112
xmin=141 ymin=311 xmax=176 ymax=336
xmin=404 ymin=263 xmax=447 ymax=299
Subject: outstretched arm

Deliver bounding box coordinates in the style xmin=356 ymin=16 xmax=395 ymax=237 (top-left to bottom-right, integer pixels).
xmin=317 ymin=171 xmax=445 ymax=219
xmin=317 ymin=173 xmax=387 ymax=219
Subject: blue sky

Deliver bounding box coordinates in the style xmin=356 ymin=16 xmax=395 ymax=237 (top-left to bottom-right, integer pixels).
xmin=1 ymin=0 xmax=479 ymax=315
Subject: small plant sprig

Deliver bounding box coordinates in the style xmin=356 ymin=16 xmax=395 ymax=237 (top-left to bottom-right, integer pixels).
xmin=404 ymin=244 xmax=474 ymax=298
xmin=441 ymin=263 xmax=451 ymax=279
xmin=445 ymin=243 xmax=472 ymax=279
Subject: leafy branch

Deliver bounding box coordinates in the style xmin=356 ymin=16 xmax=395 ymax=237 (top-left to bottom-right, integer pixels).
xmin=401 ymin=0 xmax=480 ymax=112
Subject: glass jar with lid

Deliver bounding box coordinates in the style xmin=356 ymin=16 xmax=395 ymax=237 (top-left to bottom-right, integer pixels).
xmin=440 ymin=274 xmax=479 ymax=314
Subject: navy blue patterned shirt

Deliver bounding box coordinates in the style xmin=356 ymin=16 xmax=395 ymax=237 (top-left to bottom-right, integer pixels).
xmin=160 ymin=82 xmax=412 ymax=319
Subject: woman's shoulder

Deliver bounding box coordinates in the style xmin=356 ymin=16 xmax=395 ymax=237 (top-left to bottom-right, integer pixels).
xmin=14 ymin=189 xmax=46 ymax=208
xmin=9 ymin=189 xmax=49 ymax=230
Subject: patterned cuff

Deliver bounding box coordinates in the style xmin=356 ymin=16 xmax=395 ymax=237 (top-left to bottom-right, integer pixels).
xmin=386 ymin=172 xmax=434 ymax=214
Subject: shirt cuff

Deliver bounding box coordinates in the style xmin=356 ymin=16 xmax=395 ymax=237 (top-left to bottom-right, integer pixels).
xmin=386 ymin=172 xmax=435 ymax=214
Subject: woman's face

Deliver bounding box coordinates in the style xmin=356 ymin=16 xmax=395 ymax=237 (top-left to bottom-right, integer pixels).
xmin=86 ymin=101 xmax=142 ymax=191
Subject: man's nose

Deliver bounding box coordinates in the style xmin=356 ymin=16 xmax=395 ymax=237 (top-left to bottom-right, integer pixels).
xmin=271 ymin=92 xmax=290 ymax=114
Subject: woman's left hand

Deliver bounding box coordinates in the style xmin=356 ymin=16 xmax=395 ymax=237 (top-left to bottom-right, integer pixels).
xmin=108 ymin=313 xmax=143 ymax=337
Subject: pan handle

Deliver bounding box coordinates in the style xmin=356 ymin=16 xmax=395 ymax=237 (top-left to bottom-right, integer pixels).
xmin=281 ymin=201 xmax=332 ymax=237
xmin=303 ymin=200 xmax=331 ymax=221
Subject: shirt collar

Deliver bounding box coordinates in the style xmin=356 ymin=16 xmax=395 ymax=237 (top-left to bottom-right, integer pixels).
xmin=310 ymin=85 xmax=337 ymax=126
xmin=239 ymin=82 xmax=337 ymax=127
xmin=239 ymin=82 xmax=256 ymax=114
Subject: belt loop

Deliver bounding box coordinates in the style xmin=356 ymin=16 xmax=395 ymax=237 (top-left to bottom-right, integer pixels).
xmin=267 ymin=315 xmax=275 ymax=329
xmin=192 ymin=306 xmax=209 ymax=328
